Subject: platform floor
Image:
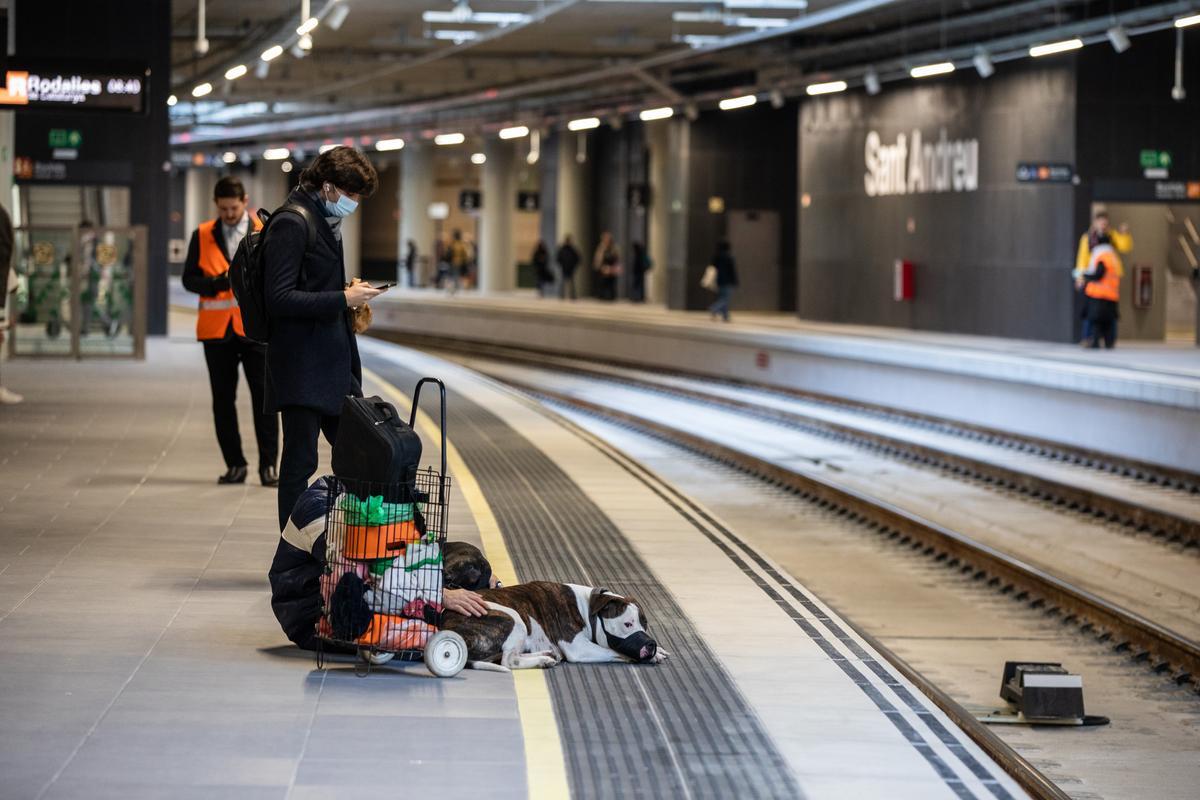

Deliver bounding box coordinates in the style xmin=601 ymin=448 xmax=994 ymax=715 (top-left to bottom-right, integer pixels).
xmin=1 ymin=321 xmax=1028 ymax=799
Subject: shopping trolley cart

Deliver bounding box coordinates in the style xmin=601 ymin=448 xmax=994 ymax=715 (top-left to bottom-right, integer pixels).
xmin=315 ymin=378 xmax=469 ymax=677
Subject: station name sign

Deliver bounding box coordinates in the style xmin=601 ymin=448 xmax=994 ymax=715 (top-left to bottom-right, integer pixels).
xmin=0 ymin=66 xmax=146 ymax=112
xmin=864 ymin=128 xmax=979 ymax=197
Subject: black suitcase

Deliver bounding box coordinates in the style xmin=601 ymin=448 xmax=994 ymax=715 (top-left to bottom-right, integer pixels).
xmin=332 ymin=395 xmax=423 ymax=499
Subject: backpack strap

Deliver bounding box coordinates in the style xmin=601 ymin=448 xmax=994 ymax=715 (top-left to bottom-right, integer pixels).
xmin=275 ymin=202 xmax=317 ymax=250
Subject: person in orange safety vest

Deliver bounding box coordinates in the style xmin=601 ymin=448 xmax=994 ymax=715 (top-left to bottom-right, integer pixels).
xmin=181 ymin=176 xmax=279 ymax=485
xmin=1078 ymin=237 xmax=1121 ymax=349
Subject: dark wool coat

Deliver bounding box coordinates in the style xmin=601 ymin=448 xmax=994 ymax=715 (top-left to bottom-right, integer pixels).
xmin=262 ymin=189 xmax=362 ymax=415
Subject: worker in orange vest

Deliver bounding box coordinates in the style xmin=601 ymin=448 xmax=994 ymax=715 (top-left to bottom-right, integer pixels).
xmin=182 ymin=176 xmax=279 ymax=485
xmin=1078 ymin=237 xmax=1121 ymax=349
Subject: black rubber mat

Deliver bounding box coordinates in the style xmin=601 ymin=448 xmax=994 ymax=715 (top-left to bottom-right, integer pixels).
xmin=369 ymin=359 xmax=802 ymax=799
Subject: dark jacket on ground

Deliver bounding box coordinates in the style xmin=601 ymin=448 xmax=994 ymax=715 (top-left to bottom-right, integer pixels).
xmin=556 ymin=243 xmax=580 ymax=277
xmin=269 ymin=476 xmax=336 ymax=650
xmin=262 ymin=189 xmax=362 ymax=415
xmin=714 ymin=253 xmax=739 ymax=288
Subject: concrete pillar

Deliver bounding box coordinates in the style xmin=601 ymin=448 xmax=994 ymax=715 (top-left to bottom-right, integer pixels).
xmin=664 ymin=119 xmax=691 ymax=311
xmin=254 ymin=163 xmax=288 ymax=214
xmin=556 ymin=130 xmax=593 ymax=297
xmin=646 ymin=121 xmax=670 ymax=306
xmin=399 ymin=143 xmax=435 ymax=287
xmin=184 ymin=167 xmax=217 ymax=235
xmin=480 ymin=138 xmax=516 ymax=293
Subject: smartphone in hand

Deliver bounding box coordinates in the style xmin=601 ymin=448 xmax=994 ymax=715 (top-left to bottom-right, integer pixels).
xmin=371 ymin=282 xmax=396 ymax=290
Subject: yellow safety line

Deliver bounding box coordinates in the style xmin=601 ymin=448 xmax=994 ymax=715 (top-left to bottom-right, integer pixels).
xmin=363 ymin=367 xmax=571 ymax=800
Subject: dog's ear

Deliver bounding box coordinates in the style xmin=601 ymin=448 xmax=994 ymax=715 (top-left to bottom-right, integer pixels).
xmin=589 ymin=591 xmax=629 ymax=620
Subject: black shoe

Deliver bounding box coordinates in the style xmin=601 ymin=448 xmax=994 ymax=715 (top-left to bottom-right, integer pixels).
xmin=218 ymin=465 xmax=248 ymax=485
xmin=259 ymin=465 xmax=279 ymax=487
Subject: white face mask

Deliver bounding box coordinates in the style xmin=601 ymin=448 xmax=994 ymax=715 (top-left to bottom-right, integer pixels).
xmin=322 ymin=184 xmax=359 ymax=218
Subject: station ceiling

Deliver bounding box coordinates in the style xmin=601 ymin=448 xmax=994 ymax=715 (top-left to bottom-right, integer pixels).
xmin=169 ymin=0 xmax=1195 ymax=151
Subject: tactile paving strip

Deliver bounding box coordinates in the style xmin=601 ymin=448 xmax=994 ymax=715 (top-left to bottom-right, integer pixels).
xmin=370 ymin=360 xmax=802 ymax=800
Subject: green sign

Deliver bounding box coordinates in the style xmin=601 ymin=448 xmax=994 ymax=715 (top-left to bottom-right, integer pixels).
xmin=48 ymin=129 xmax=82 ymax=148
xmin=1139 ymin=149 xmax=1171 ymax=169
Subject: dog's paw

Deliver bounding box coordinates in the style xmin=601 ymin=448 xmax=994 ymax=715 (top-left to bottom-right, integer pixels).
xmin=531 ymin=654 xmax=558 ymax=669
xmin=651 ymin=648 xmax=670 ymax=664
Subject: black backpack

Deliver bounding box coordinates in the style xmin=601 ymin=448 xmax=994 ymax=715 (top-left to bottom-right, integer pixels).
xmin=230 ymin=203 xmax=317 ymax=343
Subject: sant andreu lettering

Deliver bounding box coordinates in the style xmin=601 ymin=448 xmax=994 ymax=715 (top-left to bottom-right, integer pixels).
xmin=864 ymin=128 xmax=979 ymax=197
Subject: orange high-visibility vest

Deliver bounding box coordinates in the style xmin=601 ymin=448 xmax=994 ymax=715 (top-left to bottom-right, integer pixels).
xmin=1084 ymin=248 xmax=1120 ymax=303
xmin=195 ymin=216 xmax=260 ymax=340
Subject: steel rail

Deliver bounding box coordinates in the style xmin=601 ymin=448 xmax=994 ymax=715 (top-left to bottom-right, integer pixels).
xmin=502 ymin=377 xmax=1200 ymax=692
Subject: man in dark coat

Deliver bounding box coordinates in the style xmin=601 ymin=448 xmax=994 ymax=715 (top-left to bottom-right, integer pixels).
xmin=263 ymin=147 xmax=384 ymax=531
xmin=556 ymin=234 xmax=580 ymax=300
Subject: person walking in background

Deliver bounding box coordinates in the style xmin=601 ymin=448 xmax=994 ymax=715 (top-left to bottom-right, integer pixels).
xmin=1074 ymin=210 xmax=1132 ymax=346
xmin=556 ymin=234 xmax=580 ymax=300
xmin=0 ymin=202 xmax=20 ymax=405
xmin=630 ymin=241 xmax=651 ymax=303
xmin=448 ymin=229 xmax=471 ymax=291
xmin=182 ymin=176 xmax=278 ymax=486
xmin=404 ymin=239 xmax=418 ymax=288
xmin=708 ymin=239 xmax=738 ymax=323
xmin=593 ymin=231 xmax=620 ymax=301
xmin=1078 ymin=235 xmax=1121 ymax=349
xmin=532 ymin=240 xmax=553 ymax=297
xmin=263 ymin=146 xmax=384 ymax=531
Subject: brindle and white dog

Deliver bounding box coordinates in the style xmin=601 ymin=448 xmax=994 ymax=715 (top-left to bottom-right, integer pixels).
xmin=441 ymin=581 xmax=669 ymax=671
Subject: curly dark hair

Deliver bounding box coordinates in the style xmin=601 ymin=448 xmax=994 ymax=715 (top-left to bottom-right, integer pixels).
xmin=298 ymin=147 xmax=379 ymax=197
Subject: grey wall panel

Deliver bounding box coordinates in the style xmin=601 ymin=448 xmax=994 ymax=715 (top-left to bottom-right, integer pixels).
xmin=799 ymin=62 xmax=1077 ymax=341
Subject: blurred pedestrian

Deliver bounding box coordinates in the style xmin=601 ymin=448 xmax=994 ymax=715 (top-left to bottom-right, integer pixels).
xmin=708 ymin=240 xmax=738 ymax=323
xmin=556 ymin=234 xmax=580 ymax=300
xmin=1078 ymin=235 xmax=1120 ymax=349
xmin=1074 ymin=211 xmax=1131 ymax=345
xmin=404 ymin=239 xmax=418 ymax=288
xmin=630 ymin=241 xmax=651 ymax=303
xmin=532 ymin=240 xmax=553 ymax=297
xmin=264 ymin=147 xmax=384 ymax=530
xmin=182 ymin=176 xmax=278 ymax=485
xmin=448 ymin=229 xmax=471 ymax=291
xmin=593 ymin=231 xmax=620 ymax=301
xmin=0 ymin=203 xmax=20 ymax=405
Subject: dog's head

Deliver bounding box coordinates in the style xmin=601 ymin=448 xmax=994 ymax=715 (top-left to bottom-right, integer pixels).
xmin=443 ymin=541 xmax=493 ymax=591
xmin=588 ymin=589 xmax=658 ymax=662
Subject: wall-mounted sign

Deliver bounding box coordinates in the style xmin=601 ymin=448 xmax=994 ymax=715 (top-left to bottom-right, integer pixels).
xmin=517 ymin=191 xmax=539 ymax=212
xmin=1016 ymin=163 xmax=1073 ymax=183
xmin=1139 ymin=149 xmax=1171 ymax=169
xmin=48 ymin=129 xmax=82 ymax=148
xmin=14 ymin=155 xmax=132 ymax=183
xmin=864 ymin=128 xmax=979 ymax=197
xmin=0 ymin=65 xmax=146 ymax=112
xmin=459 ymin=189 xmax=481 ymax=211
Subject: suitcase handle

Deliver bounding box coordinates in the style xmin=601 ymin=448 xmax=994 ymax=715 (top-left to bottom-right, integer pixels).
xmin=409 ymin=377 xmax=448 ymax=499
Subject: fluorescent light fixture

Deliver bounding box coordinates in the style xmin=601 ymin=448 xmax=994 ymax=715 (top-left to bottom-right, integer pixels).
xmin=805 ymin=80 xmax=846 ymax=96
xmin=910 ymin=61 xmax=955 ymax=78
xmin=728 ymin=16 xmax=788 ymax=28
xmin=281 ymin=161 xmax=294 ymax=173
xmin=719 ymin=93 xmax=758 ymax=109
xmin=1175 ymin=14 xmax=1200 ymax=28
xmin=499 ymin=125 xmax=529 ymax=139
xmin=192 ymin=82 xmax=213 ymax=97
xmin=864 ymin=69 xmax=881 ymax=95
xmin=224 ymin=64 xmax=248 ymax=80
xmin=319 ymin=143 xmax=341 ymax=154
xmin=296 ymin=17 xmax=319 ymax=36
xmin=327 ymin=3 xmax=351 ymax=30
xmin=723 ymin=0 xmax=807 ymax=8
xmin=297 ymin=34 xmax=313 ymax=51
xmin=673 ymin=10 xmax=721 ymax=22
xmin=263 ymin=147 xmax=290 ymax=160
xmin=1107 ymin=26 xmax=1131 ymax=53
xmin=639 ymin=106 xmax=674 ymax=121
xmin=568 ymin=116 xmax=600 ymax=131
xmin=432 ymin=29 xmax=479 ymax=43
xmin=435 ymin=132 xmax=465 ymax=146
xmin=222 ymin=151 xmax=237 ymax=164
xmin=167 ymin=94 xmax=178 ymax=106
xmin=471 ymin=152 xmax=486 ymax=165
xmin=675 ymin=34 xmax=722 ymax=48
xmin=1029 ymin=38 xmax=1083 ymax=57
xmin=972 ymin=51 xmax=995 ymax=78
xmin=261 ymin=45 xmax=283 ymax=61
xmin=423 ymin=10 xmax=530 ymax=24
xmin=375 ymin=138 xmax=404 ymax=151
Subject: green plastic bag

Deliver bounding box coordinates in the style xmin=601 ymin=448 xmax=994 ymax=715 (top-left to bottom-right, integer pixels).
xmin=339 ymin=494 xmax=416 ymax=527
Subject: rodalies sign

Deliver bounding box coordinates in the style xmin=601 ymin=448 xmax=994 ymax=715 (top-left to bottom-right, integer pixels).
xmin=0 ymin=66 xmax=145 ymax=112
xmin=864 ymin=128 xmax=979 ymax=197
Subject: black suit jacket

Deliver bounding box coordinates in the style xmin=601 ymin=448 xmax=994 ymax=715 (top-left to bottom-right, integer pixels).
xmin=262 ymin=189 xmax=361 ymax=416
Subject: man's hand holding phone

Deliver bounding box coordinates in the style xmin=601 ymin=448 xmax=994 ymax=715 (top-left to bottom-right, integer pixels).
xmin=344 ymin=278 xmax=384 ymax=308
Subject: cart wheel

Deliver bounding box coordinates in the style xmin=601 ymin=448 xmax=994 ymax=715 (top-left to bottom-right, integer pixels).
xmin=358 ymin=649 xmax=395 ymax=666
xmin=424 ymin=631 xmax=468 ymax=677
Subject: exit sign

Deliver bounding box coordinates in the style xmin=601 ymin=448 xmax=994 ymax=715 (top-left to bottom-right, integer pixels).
xmin=48 ymin=128 xmax=81 ymax=148
xmin=1140 ymin=149 xmax=1171 ymax=169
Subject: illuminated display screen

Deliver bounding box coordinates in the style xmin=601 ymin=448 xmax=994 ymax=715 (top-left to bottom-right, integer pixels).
xmin=0 ymin=64 xmax=147 ymax=112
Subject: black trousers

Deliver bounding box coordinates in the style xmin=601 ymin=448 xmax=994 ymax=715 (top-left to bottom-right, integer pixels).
xmin=278 ymin=406 xmax=340 ymax=531
xmin=203 ymin=337 xmax=278 ymax=471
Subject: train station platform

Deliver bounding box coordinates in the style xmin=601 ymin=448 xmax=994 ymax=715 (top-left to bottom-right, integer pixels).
xmin=0 ymin=319 xmax=1034 ymax=799
xmin=370 ymin=290 xmax=1200 ymax=475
